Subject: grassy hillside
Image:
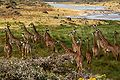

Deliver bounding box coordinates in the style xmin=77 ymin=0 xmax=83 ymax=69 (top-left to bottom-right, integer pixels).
xmin=0 ymin=1 xmax=120 ymax=80
xmin=0 ymin=20 xmax=120 ymax=79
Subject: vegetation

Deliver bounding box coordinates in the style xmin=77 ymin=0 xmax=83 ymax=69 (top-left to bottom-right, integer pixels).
xmin=0 ymin=20 xmax=120 ymax=80
xmin=0 ymin=0 xmax=120 ymax=80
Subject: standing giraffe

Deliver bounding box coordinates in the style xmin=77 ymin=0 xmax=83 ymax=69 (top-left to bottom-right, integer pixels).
xmin=95 ymin=29 xmax=111 ymax=55
xmin=19 ymin=22 xmax=34 ymax=42
xmin=86 ymin=37 xmax=92 ymax=64
xmin=69 ymin=30 xmax=83 ymax=70
xmin=21 ymin=33 xmax=32 ymax=59
xmin=44 ymin=29 xmax=56 ymax=52
xmin=58 ymin=41 xmax=75 ymax=54
xmin=92 ymin=31 xmax=99 ymax=58
xmin=113 ymin=31 xmax=120 ymax=60
xmin=114 ymin=31 xmax=119 ymax=45
xmin=69 ymin=29 xmax=78 ymax=53
xmin=20 ymin=41 xmax=26 ymax=59
xmin=29 ymin=23 xmax=43 ymax=43
xmin=75 ymin=37 xmax=83 ymax=71
xmin=4 ymin=28 xmax=12 ymax=59
xmin=6 ymin=24 xmax=21 ymax=51
xmin=95 ymin=29 xmax=118 ymax=60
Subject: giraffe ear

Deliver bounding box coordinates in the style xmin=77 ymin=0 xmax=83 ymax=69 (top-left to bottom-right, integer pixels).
xmin=6 ymin=22 xmax=11 ymax=27
xmin=2 ymin=28 xmax=7 ymax=32
xmin=114 ymin=31 xmax=118 ymax=34
xmin=29 ymin=22 xmax=34 ymax=26
xmin=78 ymin=36 xmax=81 ymax=39
xmin=76 ymin=41 xmax=79 ymax=43
xmin=82 ymin=40 xmax=85 ymax=43
xmin=20 ymin=41 xmax=23 ymax=44
xmin=86 ymin=36 xmax=88 ymax=39
xmin=45 ymin=28 xmax=49 ymax=31
xmin=56 ymin=41 xmax=60 ymax=44
xmin=68 ymin=32 xmax=71 ymax=36
xmin=91 ymin=31 xmax=95 ymax=35
xmin=72 ymin=29 xmax=76 ymax=33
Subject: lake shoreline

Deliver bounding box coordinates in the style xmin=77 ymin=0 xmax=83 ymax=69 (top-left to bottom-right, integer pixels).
xmin=48 ymin=2 xmax=120 ymax=21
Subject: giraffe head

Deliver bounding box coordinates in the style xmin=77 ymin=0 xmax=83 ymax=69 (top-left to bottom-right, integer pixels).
xmin=72 ymin=28 xmax=77 ymax=34
xmin=86 ymin=37 xmax=90 ymax=42
xmin=18 ymin=22 xmax=25 ymax=26
xmin=28 ymin=22 xmax=34 ymax=27
xmin=114 ymin=31 xmax=119 ymax=35
xmin=5 ymin=22 xmax=11 ymax=28
xmin=55 ymin=40 xmax=60 ymax=44
xmin=3 ymin=28 xmax=7 ymax=32
xmin=45 ymin=28 xmax=49 ymax=32
xmin=92 ymin=31 xmax=96 ymax=36
xmin=77 ymin=36 xmax=81 ymax=44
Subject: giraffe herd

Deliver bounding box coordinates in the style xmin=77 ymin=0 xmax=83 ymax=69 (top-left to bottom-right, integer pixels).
xmin=3 ymin=22 xmax=120 ymax=71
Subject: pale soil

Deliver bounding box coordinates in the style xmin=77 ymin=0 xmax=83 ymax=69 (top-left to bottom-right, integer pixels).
xmin=0 ymin=2 xmax=115 ymax=29
xmin=59 ymin=1 xmax=120 ymax=12
xmin=0 ymin=3 xmax=104 ymax=29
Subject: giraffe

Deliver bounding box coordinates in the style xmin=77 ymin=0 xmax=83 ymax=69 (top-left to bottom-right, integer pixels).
xmin=69 ymin=29 xmax=78 ymax=53
xmin=44 ymin=29 xmax=56 ymax=52
xmin=58 ymin=41 xmax=75 ymax=54
xmin=113 ymin=31 xmax=120 ymax=60
xmin=20 ymin=41 xmax=25 ymax=59
xmin=114 ymin=31 xmax=119 ymax=45
xmin=69 ymin=30 xmax=83 ymax=70
xmin=24 ymin=40 xmax=32 ymax=58
xmin=6 ymin=24 xmax=21 ymax=51
xmin=95 ymin=29 xmax=118 ymax=60
xmin=28 ymin=23 xmax=43 ymax=43
xmin=86 ymin=37 xmax=92 ymax=64
xmin=75 ymin=37 xmax=83 ymax=71
xmin=92 ymin=31 xmax=99 ymax=58
xmin=95 ymin=29 xmax=111 ymax=55
xmin=4 ymin=28 xmax=12 ymax=59
xmin=19 ymin=22 xmax=34 ymax=42
xmin=21 ymin=33 xmax=32 ymax=59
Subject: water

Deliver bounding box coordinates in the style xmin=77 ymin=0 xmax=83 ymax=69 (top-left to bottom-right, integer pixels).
xmin=47 ymin=2 xmax=120 ymax=21
xmin=66 ymin=13 xmax=120 ymax=21
xmin=48 ymin=3 xmax=105 ymax=10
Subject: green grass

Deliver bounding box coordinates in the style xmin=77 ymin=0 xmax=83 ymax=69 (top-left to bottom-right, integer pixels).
xmin=0 ymin=20 xmax=120 ymax=79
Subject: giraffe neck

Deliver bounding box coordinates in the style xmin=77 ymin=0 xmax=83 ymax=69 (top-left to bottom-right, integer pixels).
xmin=78 ymin=39 xmax=82 ymax=55
xmin=93 ymin=33 xmax=97 ymax=46
xmin=99 ymin=31 xmax=107 ymax=41
xmin=71 ymin=34 xmax=76 ymax=45
xmin=6 ymin=26 xmax=14 ymax=38
xmin=97 ymin=30 xmax=109 ymax=44
xmin=61 ymin=42 xmax=69 ymax=52
xmin=79 ymin=40 xmax=82 ymax=48
xmin=5 ymin=31 xmax=9 ymax=44
xmin=87 ymin=38 xmax=90 ymax=51
xmin=23 ymin=25 xmax=28 ymax=32
xmin=45 ymin=31 xmax=52 ymax=39
xmin=32 ymin=25 xmax=37 ymax=33
xmin=114 ymin=33 xmax=118 ymax=45
xmin=22 ymin=34 xmax=27 ymax=41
